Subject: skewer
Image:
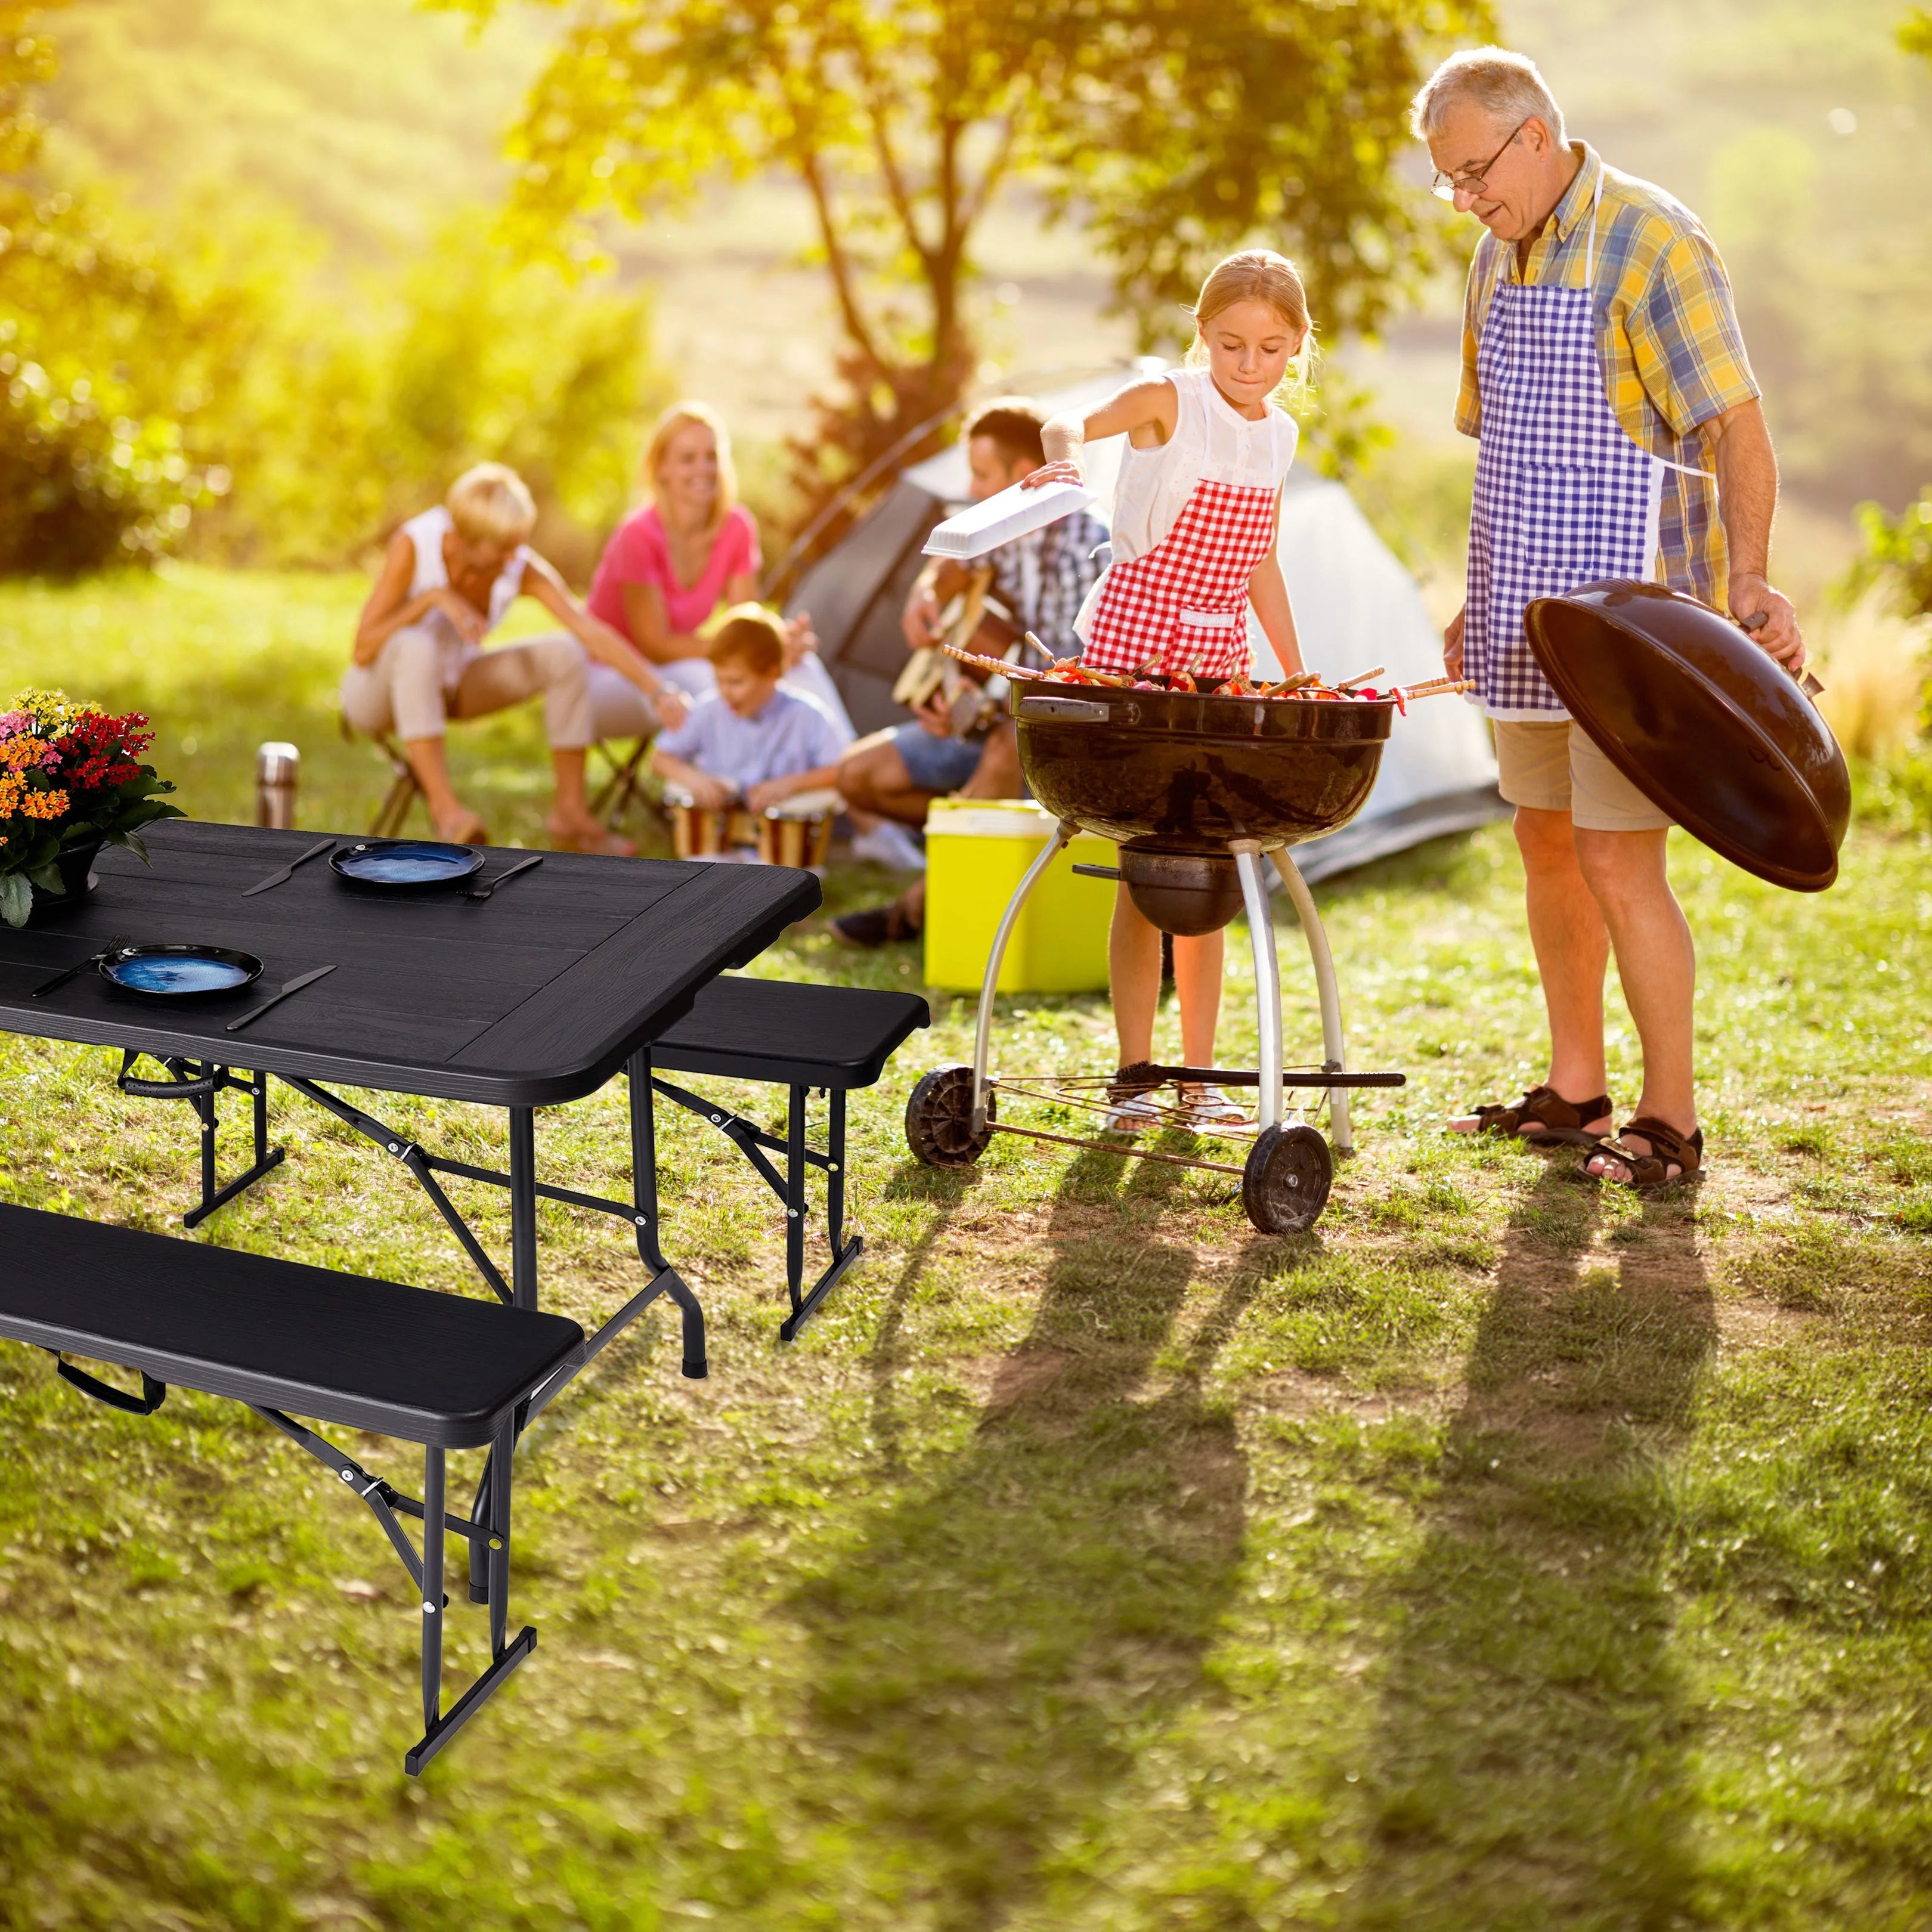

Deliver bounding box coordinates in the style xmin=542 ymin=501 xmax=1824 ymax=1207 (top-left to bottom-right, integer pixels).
xmin=1401 ymin=679 xmax=1476 ymax=699
xmin=1335 ymin=665 xmax=1386 ymax=691
xmin=1261 ymin=671 xmax=1320 ymax=696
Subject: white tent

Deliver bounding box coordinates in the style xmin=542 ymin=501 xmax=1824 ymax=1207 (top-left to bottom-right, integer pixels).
xmin=787 ymin=370 xmax=1503 ymax=883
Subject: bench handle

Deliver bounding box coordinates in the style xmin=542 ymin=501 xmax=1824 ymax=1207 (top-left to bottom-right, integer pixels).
xmin=117 ymin=1050 xmax=219 ymax=1101
xmin=54 ymin=1356 xmax=167 ymax=1416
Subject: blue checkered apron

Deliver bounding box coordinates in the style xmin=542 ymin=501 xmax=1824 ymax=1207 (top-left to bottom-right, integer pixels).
xmin=1465 ymin=179 xmax=1716 ymax=720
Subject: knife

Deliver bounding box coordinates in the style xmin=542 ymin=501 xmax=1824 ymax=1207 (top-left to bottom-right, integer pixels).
xmin=463 ymin=853 xmax=544 ymax=902
xmin=241 ymin=838 xmax=336 ymax=897
xmin=225 ymin=964 xmax=336 ymax=1033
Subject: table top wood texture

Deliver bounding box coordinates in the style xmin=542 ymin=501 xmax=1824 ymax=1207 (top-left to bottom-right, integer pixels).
xmin=0 ymin=822 xmax=822 ymax=1106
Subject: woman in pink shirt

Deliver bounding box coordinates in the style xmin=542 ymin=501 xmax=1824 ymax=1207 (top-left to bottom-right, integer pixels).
xmin=586 ymin=401 xmax=853 ymax=738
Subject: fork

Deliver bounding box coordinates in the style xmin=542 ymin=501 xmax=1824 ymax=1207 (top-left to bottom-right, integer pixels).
xmin=30 ymin=935 xmax=125 ymax=999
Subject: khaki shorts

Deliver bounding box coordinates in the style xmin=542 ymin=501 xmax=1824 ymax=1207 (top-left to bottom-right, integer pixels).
xmin=1491 ymin=719 xmax=1671 ymax=833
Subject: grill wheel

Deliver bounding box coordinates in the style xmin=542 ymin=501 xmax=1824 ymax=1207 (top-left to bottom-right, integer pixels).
xmin=1242 ymin=1123 xmax=1333 ymax=1234
xmin=905 ymin=1066 xmax=995 ymax=1168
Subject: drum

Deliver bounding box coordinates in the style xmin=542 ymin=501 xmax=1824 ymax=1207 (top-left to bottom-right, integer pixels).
xmin=665 ymin=786 xmax=756 ymax=860
xmin=756 ymin=787 xmax=841 ymax=869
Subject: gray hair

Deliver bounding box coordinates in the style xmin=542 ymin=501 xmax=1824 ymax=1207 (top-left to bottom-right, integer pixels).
xmin=1410 ymin=47 xmax=1566 ymax=149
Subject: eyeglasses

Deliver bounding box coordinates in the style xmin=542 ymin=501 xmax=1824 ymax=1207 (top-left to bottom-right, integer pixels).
xmin=1431 ymin=119 xmax=1529 ymax=203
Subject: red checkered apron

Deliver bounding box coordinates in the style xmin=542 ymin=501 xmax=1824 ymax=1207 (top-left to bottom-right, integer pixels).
xmin=1079 ymin=477 xmax=1278 ymax=679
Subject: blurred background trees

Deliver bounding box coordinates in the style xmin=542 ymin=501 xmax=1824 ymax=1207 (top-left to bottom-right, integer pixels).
xmin=455 ymin=0 xmax=1490 ymax=515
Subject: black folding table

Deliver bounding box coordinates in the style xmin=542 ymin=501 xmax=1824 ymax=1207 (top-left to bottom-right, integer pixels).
xmin=0 ymin=819 xmax=822 ymax=1397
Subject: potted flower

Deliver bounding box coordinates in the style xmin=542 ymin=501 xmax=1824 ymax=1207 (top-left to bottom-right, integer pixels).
xmin=0 ymin=689 xmax=183 ymax=926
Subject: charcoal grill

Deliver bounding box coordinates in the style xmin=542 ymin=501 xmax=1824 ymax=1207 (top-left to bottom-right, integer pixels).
xmin=905 ymin=683 xmax=1408 ymax=1233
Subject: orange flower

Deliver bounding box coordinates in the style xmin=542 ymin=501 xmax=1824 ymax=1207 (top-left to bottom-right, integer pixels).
xmin=21 ymin=788 xmax=69 ymax=820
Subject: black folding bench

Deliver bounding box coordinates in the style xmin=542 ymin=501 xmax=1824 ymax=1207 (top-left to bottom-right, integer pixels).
xmin=0 ymin=1201 xmax=584 ymax=1775
xmin=649 ymin=976 xmax=930 ymax=1340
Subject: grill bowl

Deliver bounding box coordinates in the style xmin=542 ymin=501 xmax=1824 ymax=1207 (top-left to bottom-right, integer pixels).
xmin=1014 ymin=686 xmax=1394 ymax=852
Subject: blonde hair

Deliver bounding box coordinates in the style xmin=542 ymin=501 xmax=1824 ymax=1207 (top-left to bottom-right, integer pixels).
xmin=1183 ymin=250 xmax=1317 ymax=408
xmin=1410 ymin=48 xmax=1566 ymax=148
xmin=707 ymin=603 xmax=785 ymax=676
xmin=645 ymin=400 xmax=737 ymax=537
xmin=445 ymin=462 xmax=537 ymax=547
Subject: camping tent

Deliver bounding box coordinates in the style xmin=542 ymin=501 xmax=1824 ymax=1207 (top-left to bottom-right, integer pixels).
xmin=784 ymin=370 xmax=1504 ymax=882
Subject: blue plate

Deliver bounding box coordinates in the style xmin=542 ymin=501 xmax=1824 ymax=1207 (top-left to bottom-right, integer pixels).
xmin=330 ymin=839 xmax=485 ymax=892
xmin=100 ymin=943 xmax=264 ymax=999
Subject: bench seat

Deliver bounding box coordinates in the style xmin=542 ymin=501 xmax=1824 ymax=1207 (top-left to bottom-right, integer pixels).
xmin=0 ymin=1202 xmax=583 ymax=1448
xmin=654 ymin=974 xmax=930 ymax=1091
xmin=646 ymin=976 xmax=930 ymax=1340
xmin=0 ymin=1200 xmax=584 ymax=1773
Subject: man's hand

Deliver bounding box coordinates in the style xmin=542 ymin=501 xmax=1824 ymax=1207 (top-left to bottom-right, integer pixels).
xmin=654 ymin=688 xmax=690 ymax=731
xmin=1444 ymin=605 xmax=1466 ymax=681
xmin=781 ymin=611 xmax=818 ymax=670
xmin=1729 ymin=572 xmax=1805 ymax=672
xmin=914 ymin=688 xmax=954 ymax=738
xmin=432 ymin=586 xmax=488 ymax=646
xmin=902 ymin=584 xmax=942 ymax=651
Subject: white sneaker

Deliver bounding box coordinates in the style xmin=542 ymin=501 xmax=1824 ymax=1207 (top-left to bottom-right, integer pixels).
xmin=850 ymin=822 xmax=927 ymax=871
xmin=1103 ymin=1092 xmax=1163 ymax=1135
xmin=1178 ymin=1084 xmax=1252 ymax=1128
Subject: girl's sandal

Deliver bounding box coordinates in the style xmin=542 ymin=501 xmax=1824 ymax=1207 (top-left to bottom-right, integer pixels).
xmin=1583 ymin=1116 xmax=1704 ymax=1190
xmin=1457 ymin=1083 xmax=1612 ymax=1146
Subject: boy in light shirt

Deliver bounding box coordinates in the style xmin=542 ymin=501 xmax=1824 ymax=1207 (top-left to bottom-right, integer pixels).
xmin=650 ymin=606 xmax=845 ymax=819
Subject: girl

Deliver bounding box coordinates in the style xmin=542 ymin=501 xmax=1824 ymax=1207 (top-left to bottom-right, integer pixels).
xmin=1026 ymin=249 xmax=1313 ymax=1132
xmin=584 ymin=400 xmax=854 ymax=738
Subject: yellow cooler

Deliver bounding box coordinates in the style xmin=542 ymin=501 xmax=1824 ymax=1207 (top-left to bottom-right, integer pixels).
xmin=922 ymin=798 xmax=1116 ymax=993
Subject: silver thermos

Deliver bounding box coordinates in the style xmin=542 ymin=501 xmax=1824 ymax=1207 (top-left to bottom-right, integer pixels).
xmin=256 ymin=741 xmax=299 ymax=829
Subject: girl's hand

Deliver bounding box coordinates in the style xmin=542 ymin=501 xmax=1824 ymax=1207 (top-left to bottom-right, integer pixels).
xmin=654 ymin=688 xmax=690 ymax=731
xmin=1443 ymin=606 xmax=1466 ymax=682
xmin=1020 ymin=459 xmax=1084 ymax=491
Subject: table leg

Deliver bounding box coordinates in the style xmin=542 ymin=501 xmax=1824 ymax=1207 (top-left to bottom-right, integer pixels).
xmin=628 ymin=1048 xmax=708 ymax=1379
xmin=508 ymin=1107 xmax=538 ymax=1313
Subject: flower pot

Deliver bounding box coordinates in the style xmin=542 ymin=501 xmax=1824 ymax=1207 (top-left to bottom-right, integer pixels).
xmin=23 ymin=835 xmax=104 ymax=925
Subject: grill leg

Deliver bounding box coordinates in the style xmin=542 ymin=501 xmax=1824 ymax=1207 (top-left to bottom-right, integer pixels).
xmin=1233 ymin=844 xmax=1283 ymax=1134
xmin=971 ymin=820 xmax=1076 ymax=1131
xmin=1272 ymin=849 xmax=1351 ymax=1155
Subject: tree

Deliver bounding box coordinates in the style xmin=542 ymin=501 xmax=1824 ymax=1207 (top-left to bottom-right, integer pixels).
xmin=447 ymin=0 xmax=1490 ymax=510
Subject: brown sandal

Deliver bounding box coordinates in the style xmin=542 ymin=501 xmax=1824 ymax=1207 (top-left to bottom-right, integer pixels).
xmin=1583 ymin=1115 xmax=1704 ymax=1188
xmin=1462 ymin=1083 xmax=1612 ymax=1146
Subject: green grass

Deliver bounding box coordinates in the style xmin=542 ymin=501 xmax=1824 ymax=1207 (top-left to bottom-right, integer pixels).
xmin=0 ymin=567 xmax=1930 ymax=1928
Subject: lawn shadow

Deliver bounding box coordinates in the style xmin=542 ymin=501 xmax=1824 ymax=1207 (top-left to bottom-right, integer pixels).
xmin=792 ymin=1144 xmax=1250 ymax=1928
xmin=1346 ymin=1167 xmax=1717 ymax=1929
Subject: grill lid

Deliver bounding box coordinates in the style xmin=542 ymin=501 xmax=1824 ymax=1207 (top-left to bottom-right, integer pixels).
xmin=1524 ymin=581 xmax=1849 ymax=893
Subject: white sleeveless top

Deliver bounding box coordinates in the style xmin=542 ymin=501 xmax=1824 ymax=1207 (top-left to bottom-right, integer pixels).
xmin=1103 ymin=366 xmax=1298 ymax=566
xmin=401 ymin=506 xmax=534 ymax=683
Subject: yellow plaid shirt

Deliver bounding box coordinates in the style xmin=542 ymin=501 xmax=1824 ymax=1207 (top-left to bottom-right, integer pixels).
xmin=1457 ymin=143 xmax=1760 ymax=606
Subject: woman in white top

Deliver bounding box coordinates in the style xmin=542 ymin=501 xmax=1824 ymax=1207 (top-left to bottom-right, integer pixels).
xmin=343 ymin=463 xmax=686 ymax=854
xmin=1028 ymin=249 xmax=1313 ymax=1130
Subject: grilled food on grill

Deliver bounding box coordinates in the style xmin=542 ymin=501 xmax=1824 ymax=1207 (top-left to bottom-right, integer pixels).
xmin=940 ymin=639 xmax=1470 ymax=709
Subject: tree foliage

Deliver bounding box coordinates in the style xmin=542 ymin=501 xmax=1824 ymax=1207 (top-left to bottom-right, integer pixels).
xmin=450 ymin=0 xmax=1490 ymax=507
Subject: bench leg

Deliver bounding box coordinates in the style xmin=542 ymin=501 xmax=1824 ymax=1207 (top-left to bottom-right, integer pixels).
xmin=649 ymin=1074 xmax=862 ymax=1343
xmin=250 ymin=1407 xmax=536 ymax=1774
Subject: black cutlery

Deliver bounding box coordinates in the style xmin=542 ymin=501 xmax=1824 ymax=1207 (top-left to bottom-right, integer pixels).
xmin=30 ymin=937 xmax=124 ymax=1000
xmin=241 ymin=838 xmax=336 ymax=897
xmin=462 ymin=854 xmax=543 ymax=902
xmin=224 ymin=964 xmax=337 ymax=1033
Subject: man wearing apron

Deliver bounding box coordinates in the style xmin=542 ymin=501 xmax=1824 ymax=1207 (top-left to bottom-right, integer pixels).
xmin=1413 ymin=48 xmax=1807 ymax=1188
